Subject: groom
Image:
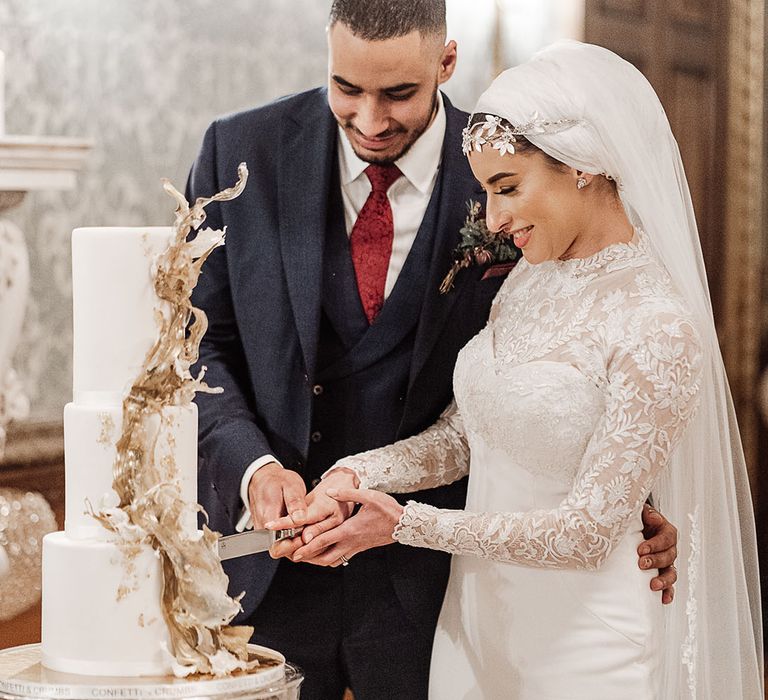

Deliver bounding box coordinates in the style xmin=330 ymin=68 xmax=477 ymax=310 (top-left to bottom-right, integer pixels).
xmin=187 ymin=2 xmax=679 ymax=698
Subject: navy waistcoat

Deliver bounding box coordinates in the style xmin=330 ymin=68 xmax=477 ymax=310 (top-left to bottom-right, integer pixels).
xmin=306 ymin=165 xmax=439 ymax=482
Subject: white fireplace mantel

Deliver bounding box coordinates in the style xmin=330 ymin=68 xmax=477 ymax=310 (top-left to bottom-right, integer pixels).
xmin=0 ymin=136 xmax=92 ymax=192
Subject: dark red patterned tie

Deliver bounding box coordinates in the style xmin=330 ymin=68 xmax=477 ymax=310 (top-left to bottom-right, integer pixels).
xmin=349 ymin=163 xmax=402 ymax=323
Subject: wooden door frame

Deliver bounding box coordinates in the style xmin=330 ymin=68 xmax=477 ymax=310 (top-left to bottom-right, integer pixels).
xmin=721 ymin=0 xmax=765 ymax=503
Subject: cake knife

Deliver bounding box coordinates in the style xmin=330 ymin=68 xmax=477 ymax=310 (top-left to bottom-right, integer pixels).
xmin=217 ymin=528 xmax=302 ymax=560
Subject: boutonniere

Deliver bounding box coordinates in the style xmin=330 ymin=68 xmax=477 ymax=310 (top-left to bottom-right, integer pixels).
xmin=439 ymin=200 xmax=520 ymax=294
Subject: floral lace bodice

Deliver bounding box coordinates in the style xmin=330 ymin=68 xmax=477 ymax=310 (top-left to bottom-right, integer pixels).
xmin=337 ymin=234 xmax=703 ymax=570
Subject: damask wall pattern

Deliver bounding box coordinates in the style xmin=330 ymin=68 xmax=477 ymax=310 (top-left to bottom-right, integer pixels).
xmin=0 ymin=0 xmax=333 ymax=420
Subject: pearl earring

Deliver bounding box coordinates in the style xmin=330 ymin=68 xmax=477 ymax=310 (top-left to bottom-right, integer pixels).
xmin=577 ymin=177 xmax=587 ymax=190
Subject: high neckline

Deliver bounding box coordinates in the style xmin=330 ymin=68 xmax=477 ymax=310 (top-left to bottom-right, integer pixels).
xmin=551 ymin=229 xmax=649 ymax=276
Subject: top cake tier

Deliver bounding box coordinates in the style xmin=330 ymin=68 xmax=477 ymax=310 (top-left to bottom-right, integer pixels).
xmin=72 ymin=227 xmax=174 ymax=404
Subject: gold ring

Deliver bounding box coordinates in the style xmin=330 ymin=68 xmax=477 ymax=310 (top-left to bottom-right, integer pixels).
xmin=340 ymin=554 xmax=350 ymax=566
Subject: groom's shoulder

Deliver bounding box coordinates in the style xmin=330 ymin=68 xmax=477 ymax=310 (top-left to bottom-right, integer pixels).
xmin=212 ymin=87 xmax=329 ymax=136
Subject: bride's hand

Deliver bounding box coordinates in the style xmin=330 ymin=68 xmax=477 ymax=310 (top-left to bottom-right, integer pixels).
xmin=266 ymin=468 xmax=359 ymax=559
xmin=288 ymin=488 xmax=404 ymax=567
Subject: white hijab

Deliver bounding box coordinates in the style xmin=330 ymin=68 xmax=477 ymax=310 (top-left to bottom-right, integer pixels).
xmin=470 ymin=41 xmax=763 ymax=699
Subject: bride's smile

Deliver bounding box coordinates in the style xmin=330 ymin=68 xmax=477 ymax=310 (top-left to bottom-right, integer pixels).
xmin=506 ymin=224 xmax=533 ymax=248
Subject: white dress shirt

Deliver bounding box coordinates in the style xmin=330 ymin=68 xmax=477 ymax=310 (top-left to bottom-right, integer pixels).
xmin=236 ymin=94 xmax=447 ymax=531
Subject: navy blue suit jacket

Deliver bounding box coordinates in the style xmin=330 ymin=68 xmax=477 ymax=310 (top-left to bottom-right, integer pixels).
xmin=187 ymin=88 xmax=502 ymax=630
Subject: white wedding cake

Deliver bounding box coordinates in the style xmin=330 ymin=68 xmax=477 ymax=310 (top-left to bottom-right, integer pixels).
xmin=41 ymin=227 xmax=198 ymax=676
xmin=40 ymin=227 xmax=283 ymax=683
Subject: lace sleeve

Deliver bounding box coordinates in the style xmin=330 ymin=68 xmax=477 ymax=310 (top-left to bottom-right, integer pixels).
xmin=393 ymin=314 xmax=703 ymax=569
xmin=329 ymin=401 xmax=470 ymax=493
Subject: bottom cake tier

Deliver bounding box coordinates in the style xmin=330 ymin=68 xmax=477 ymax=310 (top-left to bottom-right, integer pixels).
xmin=41 ymin=532 xmax=172 ymax=677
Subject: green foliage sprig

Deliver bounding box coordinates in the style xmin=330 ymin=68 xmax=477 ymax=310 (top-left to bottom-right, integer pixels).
xmin=439 ymin=200 xmax=520 ymax=294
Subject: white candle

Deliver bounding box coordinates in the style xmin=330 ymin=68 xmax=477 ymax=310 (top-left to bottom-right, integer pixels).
xmin=0 ymin=50 xmax=5 ymax=135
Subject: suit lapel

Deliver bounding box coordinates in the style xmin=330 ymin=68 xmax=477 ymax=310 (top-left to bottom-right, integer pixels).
xmin=321 ymin=165 xmax=370 ymax=346
xmin=278 ymin=91 xmax=337 ymax=381
xmin=317 ymin=186 xmax=440 ymax=381
xmin=408 ymin=97 xmax=478 ymax=387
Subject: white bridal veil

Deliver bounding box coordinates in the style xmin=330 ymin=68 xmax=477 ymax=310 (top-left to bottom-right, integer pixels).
xmin=471 ymin=41 xmax=763 ymax=698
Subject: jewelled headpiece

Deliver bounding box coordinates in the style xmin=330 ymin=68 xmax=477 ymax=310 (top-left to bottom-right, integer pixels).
xmin=461 ymin=113 xmax=583 ymax=156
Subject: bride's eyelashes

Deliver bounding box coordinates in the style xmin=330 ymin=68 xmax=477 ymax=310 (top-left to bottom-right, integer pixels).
xmin=495 ymin=186 xmax=517 ymax=196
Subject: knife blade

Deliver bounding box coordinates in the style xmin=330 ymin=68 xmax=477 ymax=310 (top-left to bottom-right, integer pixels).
xmin=217 ymin=528 xmax=302 ymax=561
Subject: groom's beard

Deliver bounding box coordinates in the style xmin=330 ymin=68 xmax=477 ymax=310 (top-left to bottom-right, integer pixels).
xmin=343 ymin=90 xmax=439 ymax=166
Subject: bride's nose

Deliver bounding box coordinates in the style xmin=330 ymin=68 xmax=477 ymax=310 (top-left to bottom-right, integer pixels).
xmin=485 ymin=198 xmax=510 ymax=234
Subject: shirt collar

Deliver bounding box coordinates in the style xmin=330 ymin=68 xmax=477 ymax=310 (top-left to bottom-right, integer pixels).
xmin=337 ymin=92 xmax=446 ymax=194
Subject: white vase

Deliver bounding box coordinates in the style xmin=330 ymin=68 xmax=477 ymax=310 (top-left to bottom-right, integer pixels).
xmin=0 ymin=212 xmax=31 ymax=455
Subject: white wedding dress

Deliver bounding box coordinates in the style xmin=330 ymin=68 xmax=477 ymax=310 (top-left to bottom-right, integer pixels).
xmin=342 ymin=233 xmax=702 ymax=699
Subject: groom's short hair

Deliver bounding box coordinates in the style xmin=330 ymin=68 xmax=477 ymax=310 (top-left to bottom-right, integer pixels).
xmin=328 ymin=0 xmax=446 ymax=41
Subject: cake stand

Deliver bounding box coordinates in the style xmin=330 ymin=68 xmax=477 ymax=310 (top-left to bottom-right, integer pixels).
xmin=0 ymin=644 xmax=303 ymax=700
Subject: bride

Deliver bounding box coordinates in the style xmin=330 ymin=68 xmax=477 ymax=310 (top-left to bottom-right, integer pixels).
xmin=271 ymin=42 xmax=764 ymax=698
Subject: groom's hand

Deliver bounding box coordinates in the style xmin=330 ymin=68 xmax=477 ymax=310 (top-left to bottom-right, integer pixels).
xmin=638 ymin=503 xmax=678 ymax=604
xmin=267 ymin=468 xmax=358 ymax=559
xmin=247 ymin=462 xmax=307 ymax=530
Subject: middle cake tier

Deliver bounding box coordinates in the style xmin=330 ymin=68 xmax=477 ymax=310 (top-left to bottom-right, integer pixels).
xmin=63 ymin=402 xmax=198 ymax=540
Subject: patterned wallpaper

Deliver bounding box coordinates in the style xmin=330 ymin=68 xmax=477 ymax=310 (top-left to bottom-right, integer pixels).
xmin=0 ymin=0 xmax=333 ymax=420
xmin=0 ymin=0 xmax=577 ymax=421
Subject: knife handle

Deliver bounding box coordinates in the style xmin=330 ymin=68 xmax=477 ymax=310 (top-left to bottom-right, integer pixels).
xmin=275 ymin=528 xmax=302 ymax=541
